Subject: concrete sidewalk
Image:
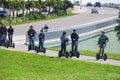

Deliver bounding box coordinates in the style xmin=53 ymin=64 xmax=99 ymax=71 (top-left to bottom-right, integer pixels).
xmin=0 ymin=44 xmax=120 ymax=67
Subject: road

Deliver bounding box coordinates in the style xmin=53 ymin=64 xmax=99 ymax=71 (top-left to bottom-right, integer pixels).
xmin=13 ymin=6 xmax=119 ymax=36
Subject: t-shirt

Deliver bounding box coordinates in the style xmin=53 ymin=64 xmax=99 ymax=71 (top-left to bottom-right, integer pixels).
xmin=71 ymin=33 xmax=79 ymax=42
xmin=98 ymin=35 xmax=109 ymax=45
xmin=27 ymin=29 xmax=36 ymax=38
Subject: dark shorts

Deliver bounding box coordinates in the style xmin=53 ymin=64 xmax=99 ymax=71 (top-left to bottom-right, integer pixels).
xmin=99 ymin=44 xmax=106 ymax=48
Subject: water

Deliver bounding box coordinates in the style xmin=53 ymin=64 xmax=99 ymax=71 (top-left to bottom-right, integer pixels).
xmin=67 ymin=29 xmax=120 ymax=54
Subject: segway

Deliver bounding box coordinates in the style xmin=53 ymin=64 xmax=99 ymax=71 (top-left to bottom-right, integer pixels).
xmin=36 ymin=47 xmax=46 ymax=53
xmin=28 ymin=44 xmax=37 ymax=51
xmin=5 ymin=39 xmax=15 ymax=48
xmin=58 ymin=50 xmax=69 ymax=58
xmin=0 ymin=35 xmax=6 ymax=46
xmin=96 ymin=53 xmax=107 ymax=61
xmin=69 ymin=42 xmax=80 ymax=58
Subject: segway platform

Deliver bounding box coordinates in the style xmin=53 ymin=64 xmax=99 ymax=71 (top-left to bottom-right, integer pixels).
xmin=36 ymin=47 xmax=46 ymax=53
xmin=28 ymin=45 xmax=37 ymax=51
xmin=58 ymin=51 xmax=69 ymax=58
xmin=96 ymin=53 xmax=107 ymax=61
xmin=5 ymin=40 xmax=15 ymax=48
xmin=70 ymin=51 xmax=80 ymax=58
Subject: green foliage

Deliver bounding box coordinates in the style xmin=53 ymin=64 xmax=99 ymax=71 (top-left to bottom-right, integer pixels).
xmin=55 ymin=10 xmax=67 ymax=16
xmin=0 ymin=49 xmax=120 ymax=80
xmin=115 ymin=12 xmax=120 ymax=41
xmin=25 ymin=12 xmax=46 ymax=20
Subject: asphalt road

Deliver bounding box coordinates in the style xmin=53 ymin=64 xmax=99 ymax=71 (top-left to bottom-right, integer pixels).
xmin=12 ymin=6 xmax=119 ymax=36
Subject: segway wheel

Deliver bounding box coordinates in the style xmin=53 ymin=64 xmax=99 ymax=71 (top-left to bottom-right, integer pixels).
xmin=76 ymin=51 xmax=80 ymax=58
xmin=66 ymin=52 xmax=69 ymax=58
xmin=103 ymin=54 xmax=107 ymax=61
xmin=13 ymin=43 xmax=15 ymax=48
xmin=43 ymin=48 xmax=46 ymax=53
xmin=96 ymin=53 xmax=100 ymax=60
xmin=6 ymin=44 xmax=9 ymax=48
xmin=69 ymin=51 xmax=72 ymax=58
xmin=58 ymin=51 xmax=62 ymax=57
xmin=36 ymin=47 xmax=39 ymax=53
xmin=4 ymin=43 xmax=7 ymax=48
xmin=34 ymin=46 xmax=37 ymax=51
xmin=28 ymin=45 xmax=30 ymax=51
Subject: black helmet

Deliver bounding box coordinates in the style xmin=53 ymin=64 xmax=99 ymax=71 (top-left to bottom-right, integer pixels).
xmin=41 ymin=29 xmax=43 ymax=32
xmin=73 ymin=29 xmax=76 ymax=31
xmin=63 ymin=31 xmax=66 ymax=35
xmin=30 ymin=25 xmax=33 ymax=28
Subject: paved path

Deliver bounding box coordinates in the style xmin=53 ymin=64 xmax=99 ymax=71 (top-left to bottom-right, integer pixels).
xmin=0 ymin=44 xmax=120 ymax=67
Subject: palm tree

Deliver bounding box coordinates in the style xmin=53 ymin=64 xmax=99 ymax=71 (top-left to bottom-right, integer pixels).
xmin=62 ymin=0 xmax=73 ymax=12
xmin=26 ymin=0 xmax=30 ymax=14
xmin=115 ymin=11 xmax=120 ymax=41
xmin=20 ymin=0 xmax=26 ymax=15
xmin=37 ymin=0 xmax=42 ymax=13
xmin=30 ymin=0 xmax=36 ymax=12
xmin=15 ymin=0 xmax=21 ymax=17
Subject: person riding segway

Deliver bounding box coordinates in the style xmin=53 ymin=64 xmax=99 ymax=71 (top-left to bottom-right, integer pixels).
xmin=58 ymin=31 xmax=69 ymax=58
xmin=36 ymin=29 xmax=46 ymax=53
xmin=0 ymin=25 xmax=7 ymax=46
xmin=27 ymin=25 xmax=36 ymax=51
xmin=70 ymin=29 xmax=80 ymax=58
xmin=96 ymin=31 xmax=109 ymax=60
xmin=5 ymin=25 xmax=15 ymax=48
xmin=0 ymin=26 xmax=2 ymax=45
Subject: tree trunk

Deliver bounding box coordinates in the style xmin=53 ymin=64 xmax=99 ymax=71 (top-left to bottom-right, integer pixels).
xmin=16 ymin=10 xmax=19 ymax=17
xmin=12 ymin=9 xmax=15 ymax=18
xmin=22 ymin=9 xmax=25 ymax=15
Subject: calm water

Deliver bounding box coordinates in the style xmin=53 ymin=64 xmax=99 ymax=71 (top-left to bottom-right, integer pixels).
xmin=67 ymin=29 xmax=120 ymax=54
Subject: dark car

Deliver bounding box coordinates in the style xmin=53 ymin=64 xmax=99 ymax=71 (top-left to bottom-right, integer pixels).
xmin=86 ymin=2 xmax=92 ymax=6
xmin=74 ymin=1 xmax=80 ymax=6
xmin=0 ymin=10 xmax=9 ymax=18
xmin=94 ymin=2 xmax=101 ymax=7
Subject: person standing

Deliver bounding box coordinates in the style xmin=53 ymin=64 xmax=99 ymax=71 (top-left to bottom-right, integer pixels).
xmin=27 ymin=26 xmax=36 ymax=48
xmin=97 ymin=31 xmax=109 ymax=56
xmin=1 ymin=25 xmax=7 ymax=44
xmin=44 ymin=24 xmax=49 ymax=32
xmin=60 ymin=31 xmax=69 ymax=53
xmin=71 ymin=29 xmax=79 ymax=53
xmin=8 ymin=25 xmax=14 ymax=45
xmin=38 ymin=29 xmax=45 ymax=50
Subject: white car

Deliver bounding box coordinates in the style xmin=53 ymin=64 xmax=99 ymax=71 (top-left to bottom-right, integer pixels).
xmin=91 ymin=8 xmax=98 ymax=14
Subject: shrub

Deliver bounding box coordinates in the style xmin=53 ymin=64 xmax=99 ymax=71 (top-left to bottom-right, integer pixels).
xmin=55 ymin=10 xmax=67 ymax=16
xmin=17 ymin=14 xmax=24 ymax=17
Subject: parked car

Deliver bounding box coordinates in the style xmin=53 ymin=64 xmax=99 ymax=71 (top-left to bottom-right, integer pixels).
xmin=0 ymin=10 xmax=9 ymax=18
xmin=94 ymin=2 xmax=101 ymax=7
xmin=86 ymin=2 xmax=92 ymax=6
xmin=91 ymin=7 xmax=98 ymax=14
xmin=74 ymin=1 xmax=80 ymax=6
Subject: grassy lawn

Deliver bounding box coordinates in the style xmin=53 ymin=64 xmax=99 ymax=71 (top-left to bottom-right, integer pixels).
xmin=0 ymin=49 xmax=120 ymax=80
xmin=47 ymin=47 xmax=120 ymax=60
xmin=4 ymin=13 xmax=76 ymax=26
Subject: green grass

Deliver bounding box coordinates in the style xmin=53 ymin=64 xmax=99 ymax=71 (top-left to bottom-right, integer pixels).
xmin=5 ymin=13 xmax=76 ymax=26
xmin=0 ymin=49 xmax=120 ymax=80
xmin=47 ymin=47 xmax=120 ymax=60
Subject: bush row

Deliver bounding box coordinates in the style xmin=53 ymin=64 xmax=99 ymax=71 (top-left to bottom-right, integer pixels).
xmin=0 ymin=10 xmax=68 ymax=26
